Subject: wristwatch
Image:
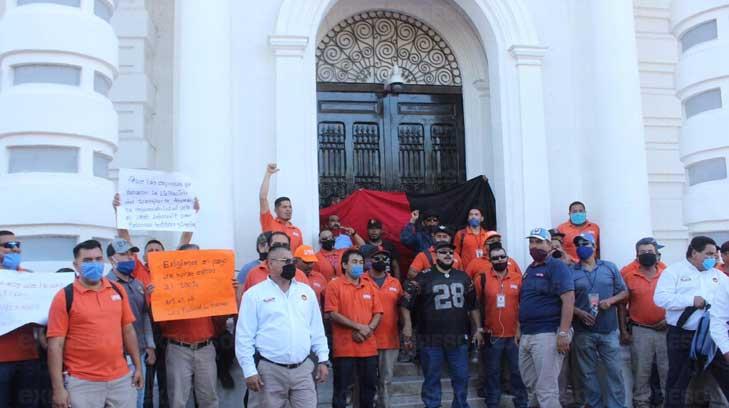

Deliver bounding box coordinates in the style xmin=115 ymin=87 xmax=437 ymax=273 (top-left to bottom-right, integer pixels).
xmin=557 ymin=331 xmax=570 ymax=337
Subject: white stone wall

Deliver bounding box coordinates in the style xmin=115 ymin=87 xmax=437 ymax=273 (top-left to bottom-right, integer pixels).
xmin=634 ymin=0 xmax=687 ymax=263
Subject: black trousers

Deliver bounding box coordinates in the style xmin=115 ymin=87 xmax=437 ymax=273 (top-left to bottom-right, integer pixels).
xmin=333 ymin=356 xmax=378 ymax=408
xmin=665 ymin=325 xmax=729 ymax=407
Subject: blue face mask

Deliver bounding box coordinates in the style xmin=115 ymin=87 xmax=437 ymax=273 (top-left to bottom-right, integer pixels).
xmin=468 ymin=218 xmax=481 ymax=228
xmin=576 ymin=246 xmax=594 ymax=261
xmin=81 ymin=262 xmax=104 ymax=283
xmin=570 ymin=212 xmax=587 ymax=225
xmin=703 ymin=258 xmax=717 ymax=271
xmin=2 ymin=252 xmax=21 ymax=270
xmin=116 ymin=260 xmax=136 ymax=276
xmin=350 ymin=265 xmax=364 ymax=278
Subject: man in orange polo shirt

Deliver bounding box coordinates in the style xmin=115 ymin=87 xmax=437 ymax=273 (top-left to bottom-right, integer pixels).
xmin=47 ymin=239 xmax=143 ymax=408
xmin=315 ymin=229 xmax=345 ymax=281
xmin=557 ymin=201 xmax=601 ymax=260
xmin=0 ymin=230 xmax=43 ymax=408
xmin=465 ymin=232 xmax=522 ymax=280
xmin=408 ymin=225 xmax=463 ymax=279
xmin=618 ymin=237 xmax=668 ymax=408
xmin=474 ymin=246 xmax=528 ymax=408
xmin=259 ymin=163 xmax=304 ymax=250
xmin=325 ymin=249 xmax=383 ymax=408
xmin=362 ymin=246 xmax=403 ymax=408
xmin=294 ymin=244 xmax=328 ymax=306
xmin=454 ymin=207 xmax=490 ymax=268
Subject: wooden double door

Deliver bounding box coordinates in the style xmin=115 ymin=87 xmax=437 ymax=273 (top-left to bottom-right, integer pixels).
xmin=317 ymin=84 xmax=466 ymax=206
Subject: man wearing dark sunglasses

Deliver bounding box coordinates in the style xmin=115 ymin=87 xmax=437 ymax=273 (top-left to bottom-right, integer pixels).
xmin=0 ymin=230 xmax=43 ymax=408
xmin=401 ymin=241 xmax=483 ymax=408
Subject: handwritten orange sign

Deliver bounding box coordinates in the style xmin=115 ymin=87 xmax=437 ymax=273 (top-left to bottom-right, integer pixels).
xmin=148 ymin=249 xmax=237 ymax=322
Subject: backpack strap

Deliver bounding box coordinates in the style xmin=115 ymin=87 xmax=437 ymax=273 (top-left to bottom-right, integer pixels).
xmin=108 ymin=281 xmax=125 ymax=300
xmin=460 ymin=230 xmax=466 ymax=255
xmin=676 ymin=306 xmax=698 ymax=329
xmin=64 ymin=283 xmax=74 ymax=314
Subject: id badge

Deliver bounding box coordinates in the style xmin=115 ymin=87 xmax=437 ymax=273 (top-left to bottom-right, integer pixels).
xmin=496 ymin=293 xmax=506 ymax=309
xmin=476 ymin=249 xmax=483 ymax=258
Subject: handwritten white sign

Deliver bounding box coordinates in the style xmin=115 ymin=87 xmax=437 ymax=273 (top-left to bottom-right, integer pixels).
xmin=0 ymin=270 xmax=75 ymax=335
xmin=117 ymin=168 xmax=197 ymax=232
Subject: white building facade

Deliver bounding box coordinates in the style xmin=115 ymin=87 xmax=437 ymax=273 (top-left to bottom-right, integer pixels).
xmin=0 ymin=0 xmax=726 ymax=271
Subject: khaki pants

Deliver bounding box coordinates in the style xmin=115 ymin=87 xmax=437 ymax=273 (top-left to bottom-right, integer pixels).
xmin=165 ymin=343 xmax=218 ymax=408
xmin=631 ymin=326 xmax=667 ymax=408
xmin=376 ymin=349 xmax=399 ymax=408
xmin=519 ymin=332 xmax=565 ymax=408
xmin=66 ymin=371 xmax=136 ymax=408
xmin=256 ymin=358 xmax=317 ymax=408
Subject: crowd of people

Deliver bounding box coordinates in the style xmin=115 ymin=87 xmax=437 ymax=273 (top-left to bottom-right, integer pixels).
xmin=3 ymin=162 xmax=729 ymax=408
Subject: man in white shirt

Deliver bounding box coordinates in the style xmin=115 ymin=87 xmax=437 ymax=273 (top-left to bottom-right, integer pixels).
xmin=654 ymin=236 xmax=729 ymax=407
xmin=235 ymin=244 xmax=330 ymax=408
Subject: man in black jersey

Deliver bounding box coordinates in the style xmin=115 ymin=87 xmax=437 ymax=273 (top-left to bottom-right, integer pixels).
xmin=401 ymin=241 xmax=484 ymax=408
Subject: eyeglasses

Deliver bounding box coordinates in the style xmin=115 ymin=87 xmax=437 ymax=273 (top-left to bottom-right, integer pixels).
xmin=2 ymin=241 xmax=21 ymax=249
xmin=270 ymin=258 xmax=294 ymax=264
xmin=490 ymin=255 xmax=507 ymax=261
xmin=372 ymin=256 xmax=389 ymax=262
xmin=437 ymin=250 xmax=454 ymax=255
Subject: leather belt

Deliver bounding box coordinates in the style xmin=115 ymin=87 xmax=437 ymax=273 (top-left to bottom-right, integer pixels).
xmin=167 ymin=339 xmax=212 ymax=350
xmin=259 ymin=355 xmax=309 ymax=369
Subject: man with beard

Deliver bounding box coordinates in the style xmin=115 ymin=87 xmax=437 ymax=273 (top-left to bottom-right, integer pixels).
xmin=401 ymin=241 xmax=483 ymax=407
xmin=294 ymin=245 xmax=328 ymax=306
xmin=365 ymin=219 xmax=401 ymax=280
xmin=237 ymin=232 xmax=272 ymax=284
xmin=519 ymin=228 xmax=575 ymax=408
xmin=400 ymin=209 xmax=440 ymax=253
xmin=315 ymin=229 xmax=345 ymax=281
xmin=408 ymin=225 xmax=463 ymax=279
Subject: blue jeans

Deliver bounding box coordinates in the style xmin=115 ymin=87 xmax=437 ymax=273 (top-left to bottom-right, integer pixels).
xmin=483 ymin=337 xmax=527 ymax=408
xmin=420 ymin=344 xmax=470 ymax=408
xmin=0 ymin=359 xmax=41 ymax=408
xmin=574 ymin=331 xmax=625 ymax=408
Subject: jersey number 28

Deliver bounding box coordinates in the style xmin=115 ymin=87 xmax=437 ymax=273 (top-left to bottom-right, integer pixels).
xmin=433 ymin=283 xmax=465 ymax=310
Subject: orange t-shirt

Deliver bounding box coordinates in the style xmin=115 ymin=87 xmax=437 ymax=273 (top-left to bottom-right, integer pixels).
xmin=306 ymin=271 xmax=328 ymax=306
xmin=454 ymin=228 xmax=489 ymax=270
xmin=364 ymin=274 xmax=402 ymax=350
xmin=242 ymin=263 xmax=311 ymax=293
xmin=620 ymin=263 xmax=666 ymax=326
xmin=159 ymin=317 xmax=215 ymax=344
xmin=324 ymin=277 xmax=383 ymax=358
xmin=473 ymin=268 xmax=522 ymax=338
xmin=314 ymin=249 xmax=344 ymax=281
xmin=465 ymin=257 xmax=522 ymax=280
xmin=132 ymin=254 xmax=151 ymax=286
xmin=47 ymin=278 xmax=136 ymax=381
xmin=409 ymin=247 xmax=463 ymax=275
xmin=260 ymin=211 xmax=303 ymax=251
xmin=0 ymin=325 xmax=39 ymax=363
xmin=557 ymin=220 xmax=601 ymax=260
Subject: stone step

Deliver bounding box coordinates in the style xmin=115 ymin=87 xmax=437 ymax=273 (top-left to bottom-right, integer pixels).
xmin=391 ymin=375 xmax=480 ymax=397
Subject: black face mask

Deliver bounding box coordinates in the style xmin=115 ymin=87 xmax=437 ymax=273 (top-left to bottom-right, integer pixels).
xmin=258 ymin=251 xmax=268 ymax=262
xmin=436 ymin=260 xmax=453 ymax=271
xmin=281 ymin=263 xmax=296 ymax=280
xmin=372 ymin=260 xmax=388 ymax=273
xmin=321 ymin=240 xmax=335 ymax=250
xmin=637 ymin=253 xmax=657 ymax=267
xmin=552 ymin=250 xmax=563 ymax=259
xmin=493 ymin=262 xmax=508 ymax=272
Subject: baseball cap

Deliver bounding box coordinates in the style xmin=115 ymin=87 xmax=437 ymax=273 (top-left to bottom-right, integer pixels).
xmin=548 ymin=228 xmax=565 ymax=240
xmin=360 ymin=244 xmax=391 ymax=259
xmin=107 ymin=238 xmax=139 ymax=257
xmin=635 ymin=237 xmax=665 ymax=251
xmin=573 ymin=232 xmax=596 ymax=246
xmin=367 ymin=219 xmax=382 ymax=229
xmin=433 ymin=224 xmax=454 ymax=237
xmin=422 ymin=209 xmax=440 ymax=220
xmin=525 ymin=228 xmax=550 ymax=241
xmin=485 ymin=230 xmax=501 ymax=240
xmin=435 ymin=241 xmax=456 ymax=251
xmin=293 ymin=245 xmax=318 ymax=263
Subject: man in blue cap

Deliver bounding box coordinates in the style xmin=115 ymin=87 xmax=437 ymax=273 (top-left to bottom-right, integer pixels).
xmin=519 ymin=227 xmax=575 ymax=408
xmin=571 ymin=232 xmax=627 ymax=408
